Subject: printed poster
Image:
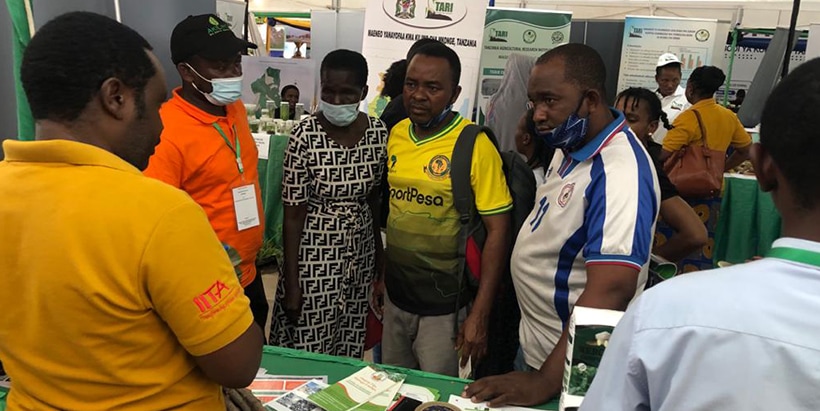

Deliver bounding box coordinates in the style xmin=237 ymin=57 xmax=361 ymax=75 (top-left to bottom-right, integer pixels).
xmin=719 ymin=31 xmax=807 ymax=102
xmin=806 ymin=23 xmax=820 ymax=60
xmin=241 ymin=56 xmax=317 ymax=114
xmin=362 ymin=0 xmax=489 ymax=119
xmin=617 ymin=16 xmax=719 ymax=93
xmin=476 ymin=8 xmax=571 ymax=123
xmin=216 ymin=0 xmax=247 ymax=38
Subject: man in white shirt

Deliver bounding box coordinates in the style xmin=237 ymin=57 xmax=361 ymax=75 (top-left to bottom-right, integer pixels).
xmin=653 ymin=53 xmax=689 ymax=144
xmin=462 ymin=43 xmax=660 ymax=407
xmin=581 ymin=57 xmax=820 ymax=411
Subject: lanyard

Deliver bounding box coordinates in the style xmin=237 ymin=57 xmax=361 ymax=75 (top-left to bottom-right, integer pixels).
xmin=212 ymin=123 xmax=244 ymax=174
xmin=767 ymin=247 xmax=820 ymax=268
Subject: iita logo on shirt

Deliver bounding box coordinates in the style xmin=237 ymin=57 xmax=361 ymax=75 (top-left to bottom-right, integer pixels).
xmin=390 ymin=186 xmax=445 ymax=206
xmin=193 ymin=280 xmax=240 ymax=319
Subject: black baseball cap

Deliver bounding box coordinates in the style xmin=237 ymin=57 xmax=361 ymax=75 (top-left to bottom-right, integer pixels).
xmin=170 ymin=14 xmax=257 ymax=64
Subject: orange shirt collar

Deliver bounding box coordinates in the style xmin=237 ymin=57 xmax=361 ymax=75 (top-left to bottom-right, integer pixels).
xmin=166 ymin=87 xmax=242 ymax=126
xmin=2 ymin=139 xmax=141 ymax=175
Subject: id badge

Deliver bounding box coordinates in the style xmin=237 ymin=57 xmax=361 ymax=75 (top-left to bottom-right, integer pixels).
xmin=232 ymin=184 xmax=261 ymax=231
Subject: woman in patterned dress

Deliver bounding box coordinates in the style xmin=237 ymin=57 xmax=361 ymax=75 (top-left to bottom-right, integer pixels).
xmin=270 ymin=49 xmax=388 ymax=358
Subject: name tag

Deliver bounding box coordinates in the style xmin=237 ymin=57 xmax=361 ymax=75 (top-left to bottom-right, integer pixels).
xmin=252 ymin=133 xmax=270 ymax=160
xmin=232 ymin=184 xmax=261 ymax=231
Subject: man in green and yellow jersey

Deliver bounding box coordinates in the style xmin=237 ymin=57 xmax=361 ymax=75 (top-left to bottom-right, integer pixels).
xmin=377 ymin=41 xmax=512 ymax=376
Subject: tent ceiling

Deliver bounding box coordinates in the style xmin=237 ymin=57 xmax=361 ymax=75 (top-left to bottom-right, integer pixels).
xmin=249 ymin=0 xmax=820 ymax=27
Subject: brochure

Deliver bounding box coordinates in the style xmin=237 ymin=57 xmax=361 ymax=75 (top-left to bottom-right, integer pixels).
xmin=559 ymin=307 xmax=624 ymax=411
xmin=265 ymin=379 xmax=328 ymax=411
xmin=308 ymin=366 xmax=406 ymax=411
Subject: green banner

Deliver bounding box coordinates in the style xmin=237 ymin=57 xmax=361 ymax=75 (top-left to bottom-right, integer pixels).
xmin=477 ymin=8 xmax=572 ymax=124
xmin=5 ymin=0 xmax=34 ymax=140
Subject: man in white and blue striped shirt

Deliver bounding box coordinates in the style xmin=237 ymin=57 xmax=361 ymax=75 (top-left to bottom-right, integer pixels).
xmin=464 ymin=44 xmax=660 ymax=407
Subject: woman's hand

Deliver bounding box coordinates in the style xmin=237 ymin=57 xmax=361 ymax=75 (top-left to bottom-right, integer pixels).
xmin=283 ymin=284 xmax=304 ymax=324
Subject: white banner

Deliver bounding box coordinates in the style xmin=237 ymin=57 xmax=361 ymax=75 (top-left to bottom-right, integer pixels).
xmin=477 ymin=7 xmax=571 ymax=123
xmin=216 ymin=0 xmax=247 ymax=38
xmin=617 ymin=16 xmax=719 ymax=93
xmin=807 ymin=23 xmax=820 ymax=60
xmin=241 ymin=57 xmax=317 ymax=113
xmin=720 ymin=31 xmax=807 ymax=103
xmin=362 ymin=0 xmax=488 ymax=119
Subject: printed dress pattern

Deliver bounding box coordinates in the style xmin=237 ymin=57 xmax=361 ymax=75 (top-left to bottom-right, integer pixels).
xmin=270 ymin=115 xmax=387 ymax=358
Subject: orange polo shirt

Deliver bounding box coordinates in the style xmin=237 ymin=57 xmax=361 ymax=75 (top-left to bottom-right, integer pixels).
xmin=145 ymin=89 xmax=263 ymax=287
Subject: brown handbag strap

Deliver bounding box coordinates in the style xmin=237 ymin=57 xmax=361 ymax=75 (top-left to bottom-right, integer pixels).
xmin=692 ymin=109 xmax=710 ymax=150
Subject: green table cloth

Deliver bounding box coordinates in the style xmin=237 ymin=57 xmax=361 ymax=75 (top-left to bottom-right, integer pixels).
xmin=0 ymin=347 xmax=559 ymax=410
xmin=713 ymin=174 xmax=782 ymax=264
xmin=259 ymin=346 xmax=558 ymax=410
xmin=256 ymin=134 xmax=290 ymax=249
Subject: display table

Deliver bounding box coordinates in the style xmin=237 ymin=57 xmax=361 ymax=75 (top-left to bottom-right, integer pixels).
xmin=262 ymin=346 xmax=560 ymax=410
xmin=0 ymin=346 xmax=560 ymax=410
xmin=256 ymin=133 xmax=290 ymax=248
xmin=713 ymin=173 xmax=782 ymax=264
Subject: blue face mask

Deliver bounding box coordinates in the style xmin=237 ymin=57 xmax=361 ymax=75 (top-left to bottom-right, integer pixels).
xmin=186 ymin=63 xmax=243 ymax=106
xmin=534 ymin=94 xmax=589 ymax=151
xmin=416 ymin=104 xmax=453 ymax=130
xmin=319 ymin=99 xmax=360 ymax=127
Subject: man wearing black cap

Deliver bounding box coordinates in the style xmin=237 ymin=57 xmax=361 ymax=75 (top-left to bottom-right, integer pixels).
xmin=145 ymin=14 xmax=269 ymax=331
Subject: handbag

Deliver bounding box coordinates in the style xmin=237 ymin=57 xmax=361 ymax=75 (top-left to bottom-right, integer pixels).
xmin=663 ymin=110 xmax=726 ymax=198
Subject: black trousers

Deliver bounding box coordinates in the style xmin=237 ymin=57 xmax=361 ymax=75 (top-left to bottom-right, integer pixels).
xmin=245 ymin=269 xmax=269 ymax=343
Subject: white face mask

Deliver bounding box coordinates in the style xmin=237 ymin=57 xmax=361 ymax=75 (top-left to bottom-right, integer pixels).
xmin=319 ymin=99 xmax=360 ymax=127
xmin=186 ymin=63 xmax=243 ymax=106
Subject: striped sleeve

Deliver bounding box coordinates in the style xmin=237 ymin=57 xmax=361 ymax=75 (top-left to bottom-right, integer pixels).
xmin=583 ymin=137 xmax=659 ymax=271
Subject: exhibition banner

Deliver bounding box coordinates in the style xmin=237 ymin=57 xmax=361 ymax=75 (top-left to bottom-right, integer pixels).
xmin=241 ymin=56 xmax=317 ymax=113
xmin=807 ymin=24 xmax=820 ymax=60
xmin=362 ymin=0 xmax=488 ymax=118
xmin=477 ymin=7 xmax=571 ymax=123
xmin=720 ymin=31 xmax=807 ymax=102
xmin=216 ymin=0 xmax=247 ymax=38
xmin=617 ymin=16 xmax=719 ymax=92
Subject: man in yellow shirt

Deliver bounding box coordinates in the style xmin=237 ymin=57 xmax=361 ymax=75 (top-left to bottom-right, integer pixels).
xmin=0 ymin=12 xmax=262 ymax=410
xmin=379 ymin=42 xmax=512 ymax=376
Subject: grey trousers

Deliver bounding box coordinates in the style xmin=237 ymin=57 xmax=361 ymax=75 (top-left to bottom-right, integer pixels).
xmin=381 ymin=292 xmax=466 ymax=377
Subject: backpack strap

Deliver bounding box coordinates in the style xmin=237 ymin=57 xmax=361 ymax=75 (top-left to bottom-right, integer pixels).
xmin=451 ymin=124 xmax=500 ymax=224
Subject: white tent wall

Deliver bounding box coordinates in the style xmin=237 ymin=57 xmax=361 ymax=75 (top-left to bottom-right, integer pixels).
xmin=249 ymin=0 xmax=820 ymax=29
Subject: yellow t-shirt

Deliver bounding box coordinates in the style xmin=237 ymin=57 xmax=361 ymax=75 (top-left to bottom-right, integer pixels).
xmin=385 ymin=114 xmax=512 ymax=315
xmin=0 ymin=140 xmax=254 ymax=410
xmin=661 ymin=98 xmax=752 ymax=153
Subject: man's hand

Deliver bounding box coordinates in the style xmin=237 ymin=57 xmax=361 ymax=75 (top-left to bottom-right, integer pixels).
xmin=283 ymin=284 xmax=303 ymax=324
xmin=371 ymin=280 xmax=385 ymax=316
xmin=455 ymin=311 xmax=488 ymax=367
xmin=462 ymin=371 xmax=553 ymax=407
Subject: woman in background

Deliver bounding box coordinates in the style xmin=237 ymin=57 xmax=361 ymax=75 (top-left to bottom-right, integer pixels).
xmin=615 ymin=87 xmax=707 ymax=265
xmin=657 ymin=67 xmax=752 ymax=271
xmin=514 ymin=113 xmax=553 ymax=187
xmin=485 ymin=54 xmax=535 ymax=153
xmin=271 ymin=50 xmax=387 ymax=358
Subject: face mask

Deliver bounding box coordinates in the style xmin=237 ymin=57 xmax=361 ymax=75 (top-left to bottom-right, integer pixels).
xmin=416 ymin=104 xmax=453 ymax=130
xmin=319 ymin=99 xmax=360 ymax=127
xmin=186 ymin=63 xmax=243 ymax=106
xmin=534 ymin=94 xmax=589 ymax=151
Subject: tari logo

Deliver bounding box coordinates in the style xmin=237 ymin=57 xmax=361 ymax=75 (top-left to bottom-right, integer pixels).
xmin=489 ymin=28 xmax=508 ymax=43
xmin=193 ymin=280 xmax=239 ymax=318
xmin=557 ymin=183 xmax=575 ymax=208
xmin=424 ymin=154 xmax=450 ymax=180
xmin=383 ymin=0 xmax=467 ymax=29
